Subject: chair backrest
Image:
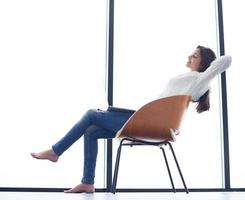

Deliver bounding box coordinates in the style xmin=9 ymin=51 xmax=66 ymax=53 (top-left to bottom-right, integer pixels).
xmin=117 ymin=95 xmax=191 ymax=141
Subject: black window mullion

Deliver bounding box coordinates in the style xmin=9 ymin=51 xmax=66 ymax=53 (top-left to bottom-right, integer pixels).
xmin=216 ymin=0 xmax=231 ymax=190
xmin=106 ymin=0 xmax=114 ymax=192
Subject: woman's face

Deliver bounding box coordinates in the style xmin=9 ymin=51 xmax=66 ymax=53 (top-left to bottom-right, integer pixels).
xmin=186 ymin=48 xmax=202 ymax=71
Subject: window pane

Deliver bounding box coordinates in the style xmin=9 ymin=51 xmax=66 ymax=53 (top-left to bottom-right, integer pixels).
xmin=113 ymin=0 xmax=223 ymax=188
xmin=223 ymin=0 xmax=245 ymax=188
xmin=0 ymin=0 xmax=107 ymax=188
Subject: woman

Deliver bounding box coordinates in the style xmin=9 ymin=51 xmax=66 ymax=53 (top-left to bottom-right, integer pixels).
xmin=31 ymin=45 xmax=232 ymax=193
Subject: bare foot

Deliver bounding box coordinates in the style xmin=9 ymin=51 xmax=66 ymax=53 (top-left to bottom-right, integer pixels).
xmin=30 ymin=149 xmax=59 ymax=162
xmin=64 ymin=183 xmax=95 ymax=193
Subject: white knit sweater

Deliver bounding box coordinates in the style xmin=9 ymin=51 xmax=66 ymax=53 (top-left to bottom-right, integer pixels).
xmin=159 ymin=55 xmax=232 ymax=101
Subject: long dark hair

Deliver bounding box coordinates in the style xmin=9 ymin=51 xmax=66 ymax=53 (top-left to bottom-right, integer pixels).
xmin=195 ymin=45 xmax=216 ymax=113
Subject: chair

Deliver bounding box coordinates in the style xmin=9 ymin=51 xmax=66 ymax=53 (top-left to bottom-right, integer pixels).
xmin=111 ymin=95 xmax=191 ymax=194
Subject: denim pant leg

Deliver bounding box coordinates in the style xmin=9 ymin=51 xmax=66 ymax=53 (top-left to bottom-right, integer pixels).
xmin=52 ymin=109 xmax=133 ymax=156
xmin=82 ymin=125 xmax=116 ymax=184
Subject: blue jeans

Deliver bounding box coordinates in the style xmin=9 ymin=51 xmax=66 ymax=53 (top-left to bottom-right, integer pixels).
xmin=52 ymin=108 xmax=134 ymax=184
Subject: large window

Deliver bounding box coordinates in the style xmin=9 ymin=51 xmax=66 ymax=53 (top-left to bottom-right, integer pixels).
xmin=223 ymin=0 xmax=245 ymax=188
xmin=113 ymin=0 xmax=223 ymax=188
xmin=0 ymin=0 xmax=107 ymax=188
xmin=0 ymin=0 xmax=237 ymax=191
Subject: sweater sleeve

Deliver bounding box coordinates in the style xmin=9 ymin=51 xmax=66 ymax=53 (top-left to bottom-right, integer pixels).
xmin=191 ymin=55 xmax=232 ymax=97
xmin=199 ymin=55 xmax=232 ymax=81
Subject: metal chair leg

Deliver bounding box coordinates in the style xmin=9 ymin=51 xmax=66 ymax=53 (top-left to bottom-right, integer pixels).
xmin=167 ymin=142 xmax=189 ymax=193
xmin=111 ymin=138 xmax=188 ymax=194
xmin=111 ymin=139 xmax=124 ymax=194
xmin=160 ymin=146 xmax=176 ymax=193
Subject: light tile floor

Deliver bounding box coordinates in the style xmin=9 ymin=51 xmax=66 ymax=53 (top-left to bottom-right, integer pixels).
xmin=1 ymin=192 xmax=245 ymax=200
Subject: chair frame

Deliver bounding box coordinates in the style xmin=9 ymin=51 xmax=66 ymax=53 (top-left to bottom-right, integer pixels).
xmin=111 ymin=137 xmax=189 ymax=194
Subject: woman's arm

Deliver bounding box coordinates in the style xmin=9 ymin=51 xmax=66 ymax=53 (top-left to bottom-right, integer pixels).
xmin=190 ymin=55 xmax=232 ymax=101
xmin=198 ymin=55 xmax=232 ymax=84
